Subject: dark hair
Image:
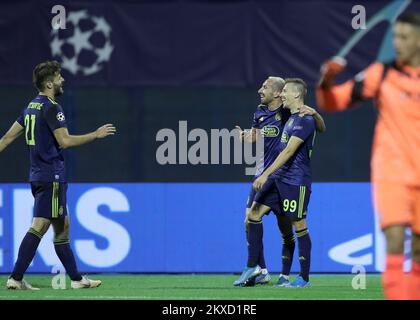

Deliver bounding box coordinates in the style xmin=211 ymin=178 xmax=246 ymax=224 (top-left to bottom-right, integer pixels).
xmin=396 ymin=13 xmax=420 ymax=28
xmin=285 ymin=78 xmax=307 ymax=98
xmin=33 ymin=60 xmax=61 ymax=91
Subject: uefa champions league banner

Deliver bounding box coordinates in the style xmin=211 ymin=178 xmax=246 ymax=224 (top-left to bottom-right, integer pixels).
xmin=0 ymin=183 xmax=411 ymax=274
xmin=1 ymin=0 xmax=419 ymax=86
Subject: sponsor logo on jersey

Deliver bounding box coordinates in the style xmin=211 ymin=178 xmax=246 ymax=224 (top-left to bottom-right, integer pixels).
xmin=261 ymin=125 xmax=280 ymax=137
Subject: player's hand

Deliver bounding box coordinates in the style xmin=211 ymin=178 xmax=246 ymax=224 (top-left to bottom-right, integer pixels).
xmin=235 ymin=125 xmax=245 ymax=142
xmin=299 ymin=105 xmax=317 ymax=117
xmin=96 ymin=124 xmax=116 ymax=139
xmin=319 ymin=56 xmax=347 ymax=88
xmin=253 ymin=174 xmax=268 ymax=192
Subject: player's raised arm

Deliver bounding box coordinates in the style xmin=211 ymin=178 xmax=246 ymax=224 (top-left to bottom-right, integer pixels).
xmin=316 ymin=57 xmax=384 ymax=112
xmin=53 ymin=124 xmax=116 ymax=149
xmin=253 ymin=136 xmax=303 ymax=191
xmin=0 ymin=121 xmax=24 ymax=153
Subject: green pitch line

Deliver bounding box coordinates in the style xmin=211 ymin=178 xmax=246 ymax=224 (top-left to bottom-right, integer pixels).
xmin=0 ymin=274 xmax=384 ymax=300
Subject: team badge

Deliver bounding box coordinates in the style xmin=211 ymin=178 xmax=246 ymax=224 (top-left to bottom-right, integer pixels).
xmin=59 ymin=206 xmax=64 ymax=216
xmin=275 ymin=112 xmax=281 ymax=121
xmin=57 ymin=112 xmax=65 ymax=122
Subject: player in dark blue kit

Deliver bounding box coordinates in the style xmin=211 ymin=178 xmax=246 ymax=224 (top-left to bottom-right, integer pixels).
xmin=243 ymin=78 xmax=317 ymax=288
xmin=234 ymin=77 xmax=325 ymax=286
xmin=0 ymin=61 xmax=116 ymax=290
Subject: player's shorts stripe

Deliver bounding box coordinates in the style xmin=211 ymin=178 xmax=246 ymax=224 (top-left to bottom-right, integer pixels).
xmin=52 ymin=182 xmax=59 ymax=218
xmin=55 ymin=182 xmax=59 ymax=218
xmin=299 ymin=186 xmax=306 ymax=219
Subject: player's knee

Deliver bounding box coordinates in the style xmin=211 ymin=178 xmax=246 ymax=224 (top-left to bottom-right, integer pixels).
xmin=412 ymin=233 xmax=420 ymax=262
xmin=248 ymin=209 xmax=260 ymax=221
xmin=383 ymin=225 xmax=405 ymax=254
xmin=292 ymin=219 xmax=306 ymax=231
xmin=31 ymin=218 xmax=51 ymax=235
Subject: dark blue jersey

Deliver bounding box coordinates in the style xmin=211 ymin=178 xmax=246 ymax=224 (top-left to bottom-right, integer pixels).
xmin=271 ymin=113 xmax=316 ymax=186
xmin=252 ymin=104 xmax=290 ymax=177
xmin=16 ymin=95 xmax=67 ymax=182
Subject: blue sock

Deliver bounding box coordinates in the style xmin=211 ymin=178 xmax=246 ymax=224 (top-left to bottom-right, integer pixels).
xmin=11 ymin=228 xmax=42 ymax=281
xmin=247 ymin=220 xmax=263 ymax=268
xmin=296 ymin=228 xmax=311 ymax=282
xmin=281 ymin=234 xmax=295 ymax=276
xmin=54 ymin=240 xmax=82 ymax=281
xmin=258 ymin=242 xmax=267 ymax=269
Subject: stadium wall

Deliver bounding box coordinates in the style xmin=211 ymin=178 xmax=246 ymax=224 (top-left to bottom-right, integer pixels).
xmin=0 ymin=182 xmax=411 ymax=274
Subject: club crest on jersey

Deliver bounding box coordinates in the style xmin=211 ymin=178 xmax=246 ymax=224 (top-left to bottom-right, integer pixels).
xmin=281 ymin=131 xmax=289 ymax=143
xmin=287 ymin=119 xmax=294 ymax=127
xmin=261 ymin=125 xmax=280 ymax=137
xmin=57 ymin=112 xmax=65 ymax=122
xmin=275 ymin=112 xmax=281 ymax=121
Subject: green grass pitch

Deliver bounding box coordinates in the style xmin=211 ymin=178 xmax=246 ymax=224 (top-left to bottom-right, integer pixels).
xmin=0 ymin=274 xmax=383 ymax=300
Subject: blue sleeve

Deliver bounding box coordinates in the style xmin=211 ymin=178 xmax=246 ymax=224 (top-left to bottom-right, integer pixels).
xmin=44 ymin=104 xmax=67 ymax=131
xmin=291 ymin=116 xmax=315 ymax=141
xmin=16 ymin=112 xmax=24 ymax=127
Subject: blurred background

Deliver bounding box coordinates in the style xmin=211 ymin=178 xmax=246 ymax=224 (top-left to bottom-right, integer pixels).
xmin=0 ymin=0 xmax=417 ymax=274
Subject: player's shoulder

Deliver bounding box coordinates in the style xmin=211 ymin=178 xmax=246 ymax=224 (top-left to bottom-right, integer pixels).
xmin=293 ymin=114 xmax=315 ymax=130
xmin=298 ymin=114 xmax=315 ymax=124
xmin=42 ymin=97 xmax=62 ymax=112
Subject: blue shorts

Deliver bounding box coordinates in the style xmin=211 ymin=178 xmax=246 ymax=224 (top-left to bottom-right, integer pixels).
xmin=249 ymin=178 xmax=311 ymax=220
xmin=31 ymin=181 xmax=68 ymax=219
xmin=274 ymin=180 xmax=311 ymax=221
xmin=247 ymin=178 xmax=282 ymax=215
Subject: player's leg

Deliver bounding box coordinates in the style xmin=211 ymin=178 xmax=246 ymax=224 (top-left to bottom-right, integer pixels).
xmin=275 ymin=214 xmax=295 ymax=286
xmin=233 ymin=201 xmax=271 ymax=286
xmin=408 ymin=187 xmax=420 ymax=299
xmin=51 ymin=183 xmax=100 ymax=289
xmin=7 ymin=217 xmax=50 ymax=290
xmin=7 ymin=181 xmax=56 ymax=290
xmin=409 ymin=233 xmax=420 ymax=299
xmin=373 ymin=182 xmax=411 ymax=299
xmin=245 ymin=187 xmax=269 ymax=276
xmin=276 ymin=181 xmax=312 ymax=287
xmin=290 ymin=218 xmax=311 ymax=287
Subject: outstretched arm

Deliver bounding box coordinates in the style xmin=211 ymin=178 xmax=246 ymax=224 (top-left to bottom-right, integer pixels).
xmin=253 ymin=136 xmax=304 ymax=191
xmin=53 ymin=124 xmax=116 ymax=149
xmin=0 ymin=122 xmax=24 ymax=153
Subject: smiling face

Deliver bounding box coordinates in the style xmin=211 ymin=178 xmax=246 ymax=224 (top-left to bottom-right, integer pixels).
xmin=280 ymin=83 xmax=298 ymax=109
xmin=258 ymin=78 xmax=277 ymax=105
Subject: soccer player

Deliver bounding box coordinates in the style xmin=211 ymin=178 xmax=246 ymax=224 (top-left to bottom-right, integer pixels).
xmin=316 ymin=13 xmax=420 ymax=299
xmin=234 ymin=77 xmax=324 ymax=286
xmin=0 ymin=60 xmax=116 ymax=290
